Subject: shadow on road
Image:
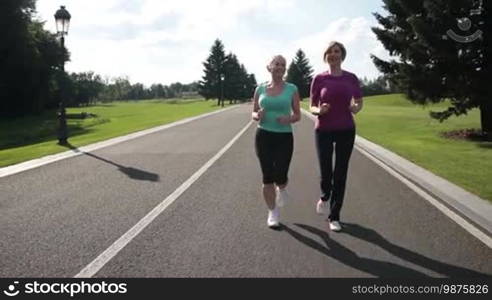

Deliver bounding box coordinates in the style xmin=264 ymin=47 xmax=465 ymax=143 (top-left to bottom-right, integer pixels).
xmin=340 ymin=222 xmax=490 ymax=278
xmin=282 ymin=223 xmax=489 ymax=278
xmin=61 ymin=143 xmax=160 ymax=182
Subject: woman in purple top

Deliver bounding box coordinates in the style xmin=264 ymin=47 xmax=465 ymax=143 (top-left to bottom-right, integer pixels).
xmin=310 ymin=41 xmax=363 ymax=232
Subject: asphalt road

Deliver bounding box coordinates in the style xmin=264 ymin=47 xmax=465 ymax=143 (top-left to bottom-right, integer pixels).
xmin=1 ymin=104 xmax=491 ymax=277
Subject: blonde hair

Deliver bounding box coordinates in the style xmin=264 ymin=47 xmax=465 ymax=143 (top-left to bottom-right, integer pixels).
xmin=323 ymin=41 xmax=346 ymax=62
xmin=267 ymin=55 xmax=286 ymax=71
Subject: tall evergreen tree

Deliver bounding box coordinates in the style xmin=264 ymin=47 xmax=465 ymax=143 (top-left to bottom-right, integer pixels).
xmin=223 ymin=53 xmax=244 ymax=103
xmin=246 ymin=73 xmax=258 ymax=100
xmin=199 ymin=39 xmax=227 ymax=106
xmin=239 ymin=65 xmax=257 ymax=101
xmin=222 ymin=53 xmax=257 ymax=103
xmin=371 ymin=0 xmax=490 ymax=138
xmin=286 ymin=49 xmax=314 ymax=100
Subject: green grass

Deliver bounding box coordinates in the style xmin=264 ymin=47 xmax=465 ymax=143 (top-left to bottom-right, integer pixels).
xmin=0 ymin=99 xmax=231 ymax=167
xmin=302 ymin=94 xmax=492 ymax=201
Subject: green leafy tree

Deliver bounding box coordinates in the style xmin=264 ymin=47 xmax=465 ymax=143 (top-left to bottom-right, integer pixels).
xmin=361 ymin=76 xmax=393 ymax=96
xmin=199 ymin=39 xmax=227 ymax=106
xmin=150 ymin=84 xmax=166 ymax=99
xmin=371 ymin=0 xmax=490 ymax=138
xmin=286 ymin=49 xmax=314 ymax=100
xmin=69 ymin=72 xmax=104 ymax=106
xmin=1 ymin=0 xmax=67 ymax=116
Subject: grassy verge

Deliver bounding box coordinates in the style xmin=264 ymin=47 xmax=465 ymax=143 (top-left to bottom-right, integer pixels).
xmin=302 ymin=94 xmax=492 ymax=201
xmin=0 ymin=99 xmax=232 ymax=167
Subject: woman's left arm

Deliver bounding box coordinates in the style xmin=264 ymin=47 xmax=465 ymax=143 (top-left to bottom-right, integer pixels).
xmin=350 ymin=97 xmax=363 ymax=114
xmin=350 ymin=74 xmax=363 ymax=114
xmin=276 ymin=91 xmax=301 ymax=125
xmin=290 ymin=91 xmax=301 ymax=123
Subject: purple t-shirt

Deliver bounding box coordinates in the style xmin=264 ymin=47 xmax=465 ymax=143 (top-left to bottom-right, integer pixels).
xmin=310 ymin=70 xmax=363 ymax=131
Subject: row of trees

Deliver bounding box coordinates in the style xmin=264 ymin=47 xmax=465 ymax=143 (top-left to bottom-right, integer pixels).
xmin=360 ymin=76 xmax=399 ymax=96
xmin=62 ymin=72 xmax=200 ymax=107
xmin=199 ymin=39 xmax=257 ymax=106
xmin=198 ymin=42 xmax=327 ymax=104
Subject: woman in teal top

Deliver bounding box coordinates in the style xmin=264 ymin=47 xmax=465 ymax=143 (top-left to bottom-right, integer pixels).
xmin=252 ymin=55 xmax=301 ymax=228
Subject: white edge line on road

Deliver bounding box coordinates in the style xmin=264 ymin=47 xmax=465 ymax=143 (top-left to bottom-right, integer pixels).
xmin=355 ymin=145 xmax=492 ymax=249
xmin=0 ymin=106 xmax=238 ymax=178
xmin=300 ymin=109 xmax=492 ymax=249
xmin=74 ymin=120 xmax=253 ymax=278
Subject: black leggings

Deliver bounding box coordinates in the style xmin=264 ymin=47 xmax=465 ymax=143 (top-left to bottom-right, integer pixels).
xmin=315 ymin=128 xmax=355 ymax=221
xmin=255 ymin=128 xmax=294 ymax=185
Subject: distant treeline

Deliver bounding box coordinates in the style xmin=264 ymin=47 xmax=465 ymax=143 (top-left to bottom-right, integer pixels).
xmin=62 ymin=72 xmax=201 ymax=107
xmin=360 ymin=76 xmax=400 ymax=97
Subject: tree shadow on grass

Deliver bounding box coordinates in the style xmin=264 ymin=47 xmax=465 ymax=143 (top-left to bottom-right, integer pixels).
xmin=0 ymin=112 xmax=110 ymax=151
xmin=91 ymin=104 xmax=115 ymax=107
xmin=283 ymin=223 xmax=489 ymax=278
xmin=476 ymin=143 xmax=492 ymax=149
xmin=0 ymin=123 xmax=93 ymax=151
xmin=62 ymin=143 xmax=160 ymax=182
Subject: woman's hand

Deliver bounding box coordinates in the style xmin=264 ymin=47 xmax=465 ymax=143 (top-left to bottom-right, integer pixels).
xmin=310 ymin=103 xmax=330 ymax=116
xmin=319 ymin=103 xmax=330 ymax=115
xmin=349 ymin=98 xmax=363 ymax=114
xmin=276 ymin=115 xmax=292 ymax=125
xmin=252 ymin=108 xmax=264 ymax=121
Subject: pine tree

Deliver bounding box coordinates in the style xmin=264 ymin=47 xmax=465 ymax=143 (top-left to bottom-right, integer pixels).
xmin=223 ymin=53 xmax=242 ymax=103
xmin=199 ymin=39 xmax=227 ymax=106
xmin=240 ymin=65 xmax=257 ymax=102
xmin=222 ymin=54 xmax=257 ymax=103
xmin=371 ymin=0 xmax=490 ymax=138
xmin=286 ymin=49 xmax=314 ymax=100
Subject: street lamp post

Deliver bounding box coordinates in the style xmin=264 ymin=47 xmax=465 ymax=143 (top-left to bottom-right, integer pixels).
xmin=54 ymin=5 xmax=71 ymax=145
xmin=220 ymin=74 xmax=225 ymax=107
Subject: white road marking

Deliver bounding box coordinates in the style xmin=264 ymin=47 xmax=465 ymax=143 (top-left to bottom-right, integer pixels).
xmin=301 ymin=109 xmax=492 ymax=248
xmin=355 ymin=145 xmax=492 ymax=249
xmin=74 ymin=120 xmax=253 ymax=278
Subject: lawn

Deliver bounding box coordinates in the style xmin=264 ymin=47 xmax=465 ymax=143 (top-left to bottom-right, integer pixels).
xmin=302 ymin=94 xmax=492 ymax=201
xmin=0 ymin=99 xmax=231 ymax=167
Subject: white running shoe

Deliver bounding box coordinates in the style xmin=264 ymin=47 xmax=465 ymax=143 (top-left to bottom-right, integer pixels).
xmin=316 ymin=199 xmax=328 ymax=215
xmin=276 ymin=187 xmax=289 ymax=207
xmin=267 ymin=207 xmax=280 ymax=228
xmin=329 ymin=221 xmax=342 ymax=232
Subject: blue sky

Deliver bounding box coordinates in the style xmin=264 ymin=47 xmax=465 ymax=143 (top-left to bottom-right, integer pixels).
xmin=36 ymin=0 xmax=390 ymax=86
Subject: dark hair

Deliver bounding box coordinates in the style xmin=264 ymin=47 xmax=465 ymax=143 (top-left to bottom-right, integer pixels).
xmin=323 ymin=41 xmax=346 ymax=62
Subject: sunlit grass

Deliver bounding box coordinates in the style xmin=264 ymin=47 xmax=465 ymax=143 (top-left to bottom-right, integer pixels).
xmin=0 ymin=98 xmax=232 ymax=167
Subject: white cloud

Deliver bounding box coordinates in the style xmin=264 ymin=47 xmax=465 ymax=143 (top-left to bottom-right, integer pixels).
xmin=36 ymin=0 xmax=387 ymax=86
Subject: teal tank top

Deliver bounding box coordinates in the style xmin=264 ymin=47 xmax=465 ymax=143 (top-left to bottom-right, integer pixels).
xmin=258 ymin=82 xmax=298 ymax=133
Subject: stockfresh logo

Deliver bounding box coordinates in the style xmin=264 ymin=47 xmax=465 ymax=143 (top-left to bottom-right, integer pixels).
xmin=3 ymin=281 xmax=20 ymax=297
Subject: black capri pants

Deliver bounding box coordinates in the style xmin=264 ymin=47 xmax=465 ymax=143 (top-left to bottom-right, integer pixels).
xmin=255 ymin=128 xmax=294 ymax=185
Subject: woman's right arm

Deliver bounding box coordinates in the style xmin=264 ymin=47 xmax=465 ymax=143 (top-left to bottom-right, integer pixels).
xmin=252 ymin=86 xmax=263 ymax=121
xmin=310 ymin=76 xmax=329 ymax=115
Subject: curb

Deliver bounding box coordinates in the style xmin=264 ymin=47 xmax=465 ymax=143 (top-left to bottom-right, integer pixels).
xmin=301 ymin=109 xmax=492 ymax=239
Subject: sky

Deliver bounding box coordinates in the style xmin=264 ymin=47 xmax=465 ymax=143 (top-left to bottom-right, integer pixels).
xmin=35 ymin=0 xmax=390 ymax=87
